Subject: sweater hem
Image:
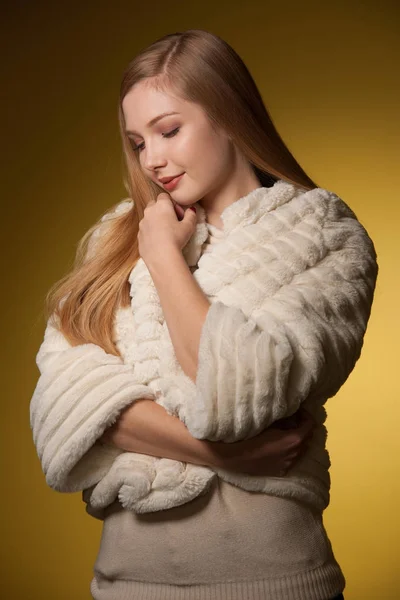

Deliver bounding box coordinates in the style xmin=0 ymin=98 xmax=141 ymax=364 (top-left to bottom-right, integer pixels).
xmin=90 ymin=561 xmax=346 ymax=600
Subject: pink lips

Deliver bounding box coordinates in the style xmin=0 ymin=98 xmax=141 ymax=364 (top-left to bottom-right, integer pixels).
xmin=163 ymin=173 xmax=184 ymax=191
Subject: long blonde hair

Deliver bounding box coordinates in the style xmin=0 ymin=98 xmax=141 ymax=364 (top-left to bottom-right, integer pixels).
xmin=45 ymin=28 xmax=319 ymax=357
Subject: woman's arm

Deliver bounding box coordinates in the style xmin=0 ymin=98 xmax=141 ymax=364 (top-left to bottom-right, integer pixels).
xmin=146 ymin=247 xmax=209 ymax=382
xmin=100 ymin=397 xmax=223 ymax=468
xmin=100 ymin=398 xmax=316 ymax=477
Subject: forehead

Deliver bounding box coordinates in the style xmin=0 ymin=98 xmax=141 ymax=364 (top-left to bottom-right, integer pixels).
xmin=122 ymin=83 xmax=199 ymax=131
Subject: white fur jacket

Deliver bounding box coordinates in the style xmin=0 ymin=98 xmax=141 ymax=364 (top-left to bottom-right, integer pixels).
xmin=29 ymin=180 xmax=378 ymax=518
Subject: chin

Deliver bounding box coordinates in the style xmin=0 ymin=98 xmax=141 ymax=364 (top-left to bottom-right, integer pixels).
xmin=173 ymin=191 xmax=202 ymax=207
xmin=171 ymin=194 xmax=193 ymax=206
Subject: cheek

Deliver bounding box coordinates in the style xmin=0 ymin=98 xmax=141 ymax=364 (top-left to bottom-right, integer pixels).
xmin=179 ymin=128 xmax=226 ymax=172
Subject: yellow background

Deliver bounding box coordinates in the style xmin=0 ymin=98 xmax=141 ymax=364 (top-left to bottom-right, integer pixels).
xmin=2 ymin=1 xmax=398 ymax=598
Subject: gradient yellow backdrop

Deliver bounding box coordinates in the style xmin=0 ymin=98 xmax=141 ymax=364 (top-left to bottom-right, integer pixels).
xmin=2 ymin=1 xmax=398 ymax=599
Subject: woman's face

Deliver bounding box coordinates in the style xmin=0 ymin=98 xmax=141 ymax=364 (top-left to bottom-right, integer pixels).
xmin=122 ymin=80 xmax=235 ymax=208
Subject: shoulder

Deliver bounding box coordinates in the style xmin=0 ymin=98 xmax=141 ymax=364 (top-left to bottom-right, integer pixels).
xmin=85 ymin=198 xmax=134 ymax=260
xmin=300 ymin=186 xmax=361 ymax=223
xmin=313 ymin=188 xmax=375 ymax=252
xmin=99 ymin=198 xmax=133 ymax=223
xmin=288 ymin=186 xmax=373 ymax=242
xmin=294 ymin=188 xmax=378 ymax=277
xmin=263 ymin=185 xmax=377 ymax=274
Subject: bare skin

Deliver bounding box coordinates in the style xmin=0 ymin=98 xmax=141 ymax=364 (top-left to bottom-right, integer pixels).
xmin=218 ymin=407 xmax=315 ymax=476
xmin=100 ymin=400 xmax=316 ymax=478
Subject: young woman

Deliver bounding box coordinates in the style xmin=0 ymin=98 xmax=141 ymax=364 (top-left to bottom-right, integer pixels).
xmin=30 ymin=29 xmax=378 ymax=600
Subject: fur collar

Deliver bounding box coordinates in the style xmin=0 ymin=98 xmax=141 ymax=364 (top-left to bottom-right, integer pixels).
xmin=180 ymin=179 xmax=302 ymax=266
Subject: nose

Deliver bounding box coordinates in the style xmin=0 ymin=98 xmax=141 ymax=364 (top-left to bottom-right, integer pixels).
xmin=142 ymin=141 xmax=167 ymax=172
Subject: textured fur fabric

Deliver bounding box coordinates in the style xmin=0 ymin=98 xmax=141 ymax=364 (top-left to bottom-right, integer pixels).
xmin=30 ymin=180 xmax=378 ymax=516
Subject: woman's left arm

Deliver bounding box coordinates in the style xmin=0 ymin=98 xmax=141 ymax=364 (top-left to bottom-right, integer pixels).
xmin=147 ymin=194 xmax=379 ymax=442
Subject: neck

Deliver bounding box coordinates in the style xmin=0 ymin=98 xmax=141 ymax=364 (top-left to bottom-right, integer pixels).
xmin=198 ymin=163 xmax=262 ymax=229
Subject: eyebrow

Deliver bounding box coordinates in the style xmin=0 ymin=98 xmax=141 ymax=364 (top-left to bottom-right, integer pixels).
xmin=125 ymin=111 xmax=180 ymax=136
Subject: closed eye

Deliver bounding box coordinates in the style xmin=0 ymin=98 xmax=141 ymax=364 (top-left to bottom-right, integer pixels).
xmin=132 ymin=127 xmax=180 ymax=152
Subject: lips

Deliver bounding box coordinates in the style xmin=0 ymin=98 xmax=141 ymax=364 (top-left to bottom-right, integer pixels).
xmin=162 ymin=173 xmax=185 ymax=191
xmin=159 ymin=173 xmax=184 ymax=184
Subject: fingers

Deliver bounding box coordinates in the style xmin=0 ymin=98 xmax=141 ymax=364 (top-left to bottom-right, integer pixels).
xmin=297 ymin=406 xmax=317 ymax=425
xmin=174 ymin=203 xmax=185 ymax=220
xmin=296 ymin=408 xmax=317 ymax=431
xmin=285 ymin=412 xmax=315 ymax=451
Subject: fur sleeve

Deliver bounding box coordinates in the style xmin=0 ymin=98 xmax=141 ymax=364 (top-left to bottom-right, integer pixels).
xmin=183 ymin=194 xmax=379 ymax=441
xmin=29 ymin=315 xmax=156 ymax=493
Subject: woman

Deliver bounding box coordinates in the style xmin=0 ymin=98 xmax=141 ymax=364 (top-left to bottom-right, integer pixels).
xmin=30 ymin=29 xmax=378 ymax=599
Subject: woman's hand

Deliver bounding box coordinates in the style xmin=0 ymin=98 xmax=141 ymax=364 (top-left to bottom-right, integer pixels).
xmin=212 ymin=407 xmax=316 ymax=477
xmin=138 ymin=193 xmax=198 ymax=267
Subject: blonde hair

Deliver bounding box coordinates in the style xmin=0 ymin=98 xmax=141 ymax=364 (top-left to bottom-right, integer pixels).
xmin=45 ymin=28 xmax=319 ymax=357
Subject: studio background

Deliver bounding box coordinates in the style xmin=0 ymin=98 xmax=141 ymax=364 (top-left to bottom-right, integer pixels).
xmin=1 ymin=1 xmax=398 ymax=599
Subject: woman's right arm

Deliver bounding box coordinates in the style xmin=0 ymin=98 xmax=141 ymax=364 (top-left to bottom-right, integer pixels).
xmin=101 ymin=399 xmax=316 ymax=477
